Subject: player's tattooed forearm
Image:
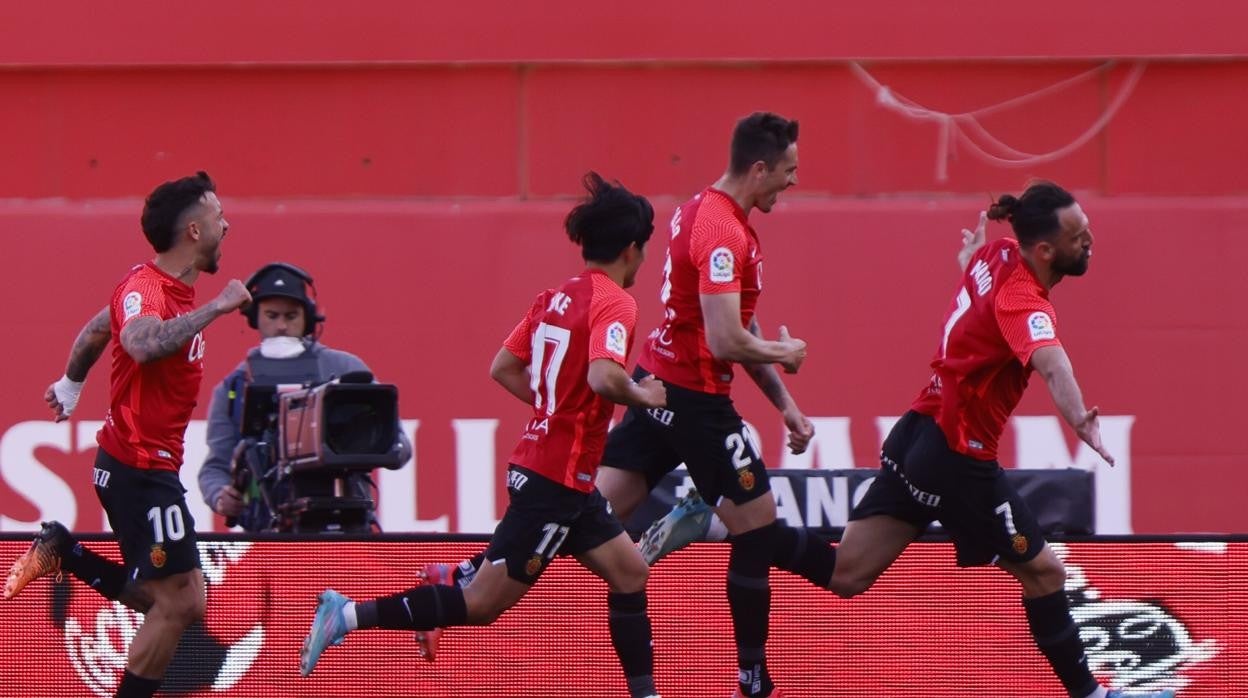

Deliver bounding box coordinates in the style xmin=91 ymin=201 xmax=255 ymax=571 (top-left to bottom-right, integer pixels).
xmin=122 ymin=304 xmax=219 ymax=363
xmin=65 ymin=307 xmax=111 ymax=381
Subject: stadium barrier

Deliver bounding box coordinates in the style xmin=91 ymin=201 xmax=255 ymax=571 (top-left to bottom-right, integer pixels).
xmin=626 ymin=468 xmax=1095 ymax=538
xmin=0 ymin=535 xmax=1241 ymax=697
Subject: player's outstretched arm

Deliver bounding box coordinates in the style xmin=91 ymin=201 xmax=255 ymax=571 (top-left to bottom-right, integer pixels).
xmin=742 ymin=318 xmax=814 ymax=454
xmin=44 ymin=306 xmax=111 ymax=422
xmin=119 ymin=279 xmax=250 ymax=364
xmin=701 ymin=292 xmax=806 ymax=372
xmin=587 ymin=359 xmax=666 ymax=409
xmin=957 ymin=211 xmax=988 ymax=272
xmin=1031 ymin=345 xmax=1115 ymax=466
xmin=490 ymin=347 xmax=535 ymax=405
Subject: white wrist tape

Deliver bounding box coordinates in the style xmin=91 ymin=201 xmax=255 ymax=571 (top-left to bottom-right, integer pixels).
xmin=53 ymin=375 xmax=85 ymax=417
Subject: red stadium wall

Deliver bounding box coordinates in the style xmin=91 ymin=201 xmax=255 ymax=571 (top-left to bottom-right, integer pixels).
xmin=0 ymin=3 xmax=1246 ymax=199
xmin=0 ymin=538 xmax=1242 ymax=697
xmin=0 ymin=197 xmax=1243 ymax=535
xmin=0 ymin=3 xmax=1244 ymax=534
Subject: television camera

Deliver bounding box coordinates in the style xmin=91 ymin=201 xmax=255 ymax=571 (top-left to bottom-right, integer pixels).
xmin=230 ymin=371 xmax=402 ymax=533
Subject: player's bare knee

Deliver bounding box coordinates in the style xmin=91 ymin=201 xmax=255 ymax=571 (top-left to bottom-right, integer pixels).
xmin=828 ymin=570 xmax=874 ymax=599
xmin=462 ymin=589 xmax=510 ymax=625
xmin=1008 ymin=552 xmax=1066 ymax=597
xmin=173 ymin=600 xmax=204 ymax=628
xmin=1030 ymin=557 xmax=1066 ymax=596
xmin=466 ymin=601 xmax=506 ymax=625
xmin=612 ymin=559 xmax=649 ymax=594
xmin=165 ymin=588 xmax=204 ymax=627
xmin=119 ymin=582 xmax=154 ymax=614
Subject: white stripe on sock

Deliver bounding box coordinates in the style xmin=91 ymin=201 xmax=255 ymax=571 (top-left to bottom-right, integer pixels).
xmin=342 ymin=601 xmax=359 ymax=631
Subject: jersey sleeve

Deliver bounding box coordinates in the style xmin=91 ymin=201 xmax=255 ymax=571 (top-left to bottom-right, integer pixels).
xmin=113 ymin=275 xmax=166 ymax=328
xmin=690 ymin=217 xmax=750 ymax=295
xmin=588 ymin=285 xmax=638 ymax=366
xmin=995 ymin=273 xmax=1062 ymax=365
xmin=503 ymin=292 xmax=547 ymax=362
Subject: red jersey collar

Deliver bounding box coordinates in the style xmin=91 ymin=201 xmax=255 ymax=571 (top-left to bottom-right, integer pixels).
xmin=144 ymin=261 xmax=195 ymax=292
xmin=705 ymin=187 xmax=752 ymax=227
xmin=1001 ymin=238 xmax=1050 ymax=299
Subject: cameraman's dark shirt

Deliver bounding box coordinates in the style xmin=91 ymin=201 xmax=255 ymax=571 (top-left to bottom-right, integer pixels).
xmin=198 ymin=342 xmax=412 ymax=523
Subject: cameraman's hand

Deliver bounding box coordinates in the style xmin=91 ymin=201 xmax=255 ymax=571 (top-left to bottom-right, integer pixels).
xmin=215 ymin=485 xmax=244 ymax=517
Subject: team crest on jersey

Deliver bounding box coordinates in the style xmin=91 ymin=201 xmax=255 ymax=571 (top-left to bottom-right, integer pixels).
xmin=1011 ymin=534 xmax=1029 ymax=555
xmin=605 ymin=321 xmax=628 ymax=357
xmin=709 ymin=247 xmax=735 ymax=283
xmin=150 ymin=544 xmax=167 ymax=569
xmin=123 ymin=291 xmax=143 ymax=321
xmin=1028 ymin=311 xmax=1056 ymax=341
xmin=525 ymin=555 xmax=544 ymax=577
xmin=737 ymin=467 xmax=755 ymax=492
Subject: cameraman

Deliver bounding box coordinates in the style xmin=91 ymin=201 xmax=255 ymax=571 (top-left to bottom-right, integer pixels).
xmin=198 ymin=262 xmax=411 ymax=531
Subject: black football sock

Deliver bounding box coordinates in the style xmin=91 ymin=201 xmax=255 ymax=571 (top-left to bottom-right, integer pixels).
xmin=728 ymin=523 xmax=776 ymax=698
xmin=608 ymin=591 xmax=656 ymax=698
xmin=770 ymin=524 xmax=837 ymax=588
xmin=114 ymin=669 xmax=160 ymax=698
xmin=57 ymin=539 xmax=129 ymax=601
xmin=357 ymin=584 xmax=468 ymax=631
xmin=1023 ymin=590 xmax=1098 ymax=697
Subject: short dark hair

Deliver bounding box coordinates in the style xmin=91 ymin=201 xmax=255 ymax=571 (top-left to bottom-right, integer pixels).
xmin=140 ymin=171 xmax=216 ymax=253
xmin=564 ymin=172 xmax=655 ymax=263
xmin=729 ymin=112 xmax=799 ymax=175
xmin=987 ymin=181 xmax=1077 ymax=247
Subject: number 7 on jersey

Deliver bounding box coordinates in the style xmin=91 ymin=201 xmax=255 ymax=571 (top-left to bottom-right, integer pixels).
xmin=529 ymin=322 xmax=571 ymax=414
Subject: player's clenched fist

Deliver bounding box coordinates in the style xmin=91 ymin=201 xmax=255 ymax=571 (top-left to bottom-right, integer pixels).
xmin=636 ymin=374 xmax=667 ymax=409
xmin=214 ymin=279 xmax=252 ymax=313
xmin=777 ymin=325 xmax=807 ymax=374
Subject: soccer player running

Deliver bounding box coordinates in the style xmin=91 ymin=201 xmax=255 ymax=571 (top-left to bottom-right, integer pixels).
xmin=825 ymin=182 xmax=1171 ymax=698
xmin=599 ymin=112 xmax=838 ymax=698
xmin=419 ymin=113 xmax=832 ymax=697
xmin=299 ymin=173 xmax=668 ymax=698
xmin=5 ymin=172 xmax=250 ymax=698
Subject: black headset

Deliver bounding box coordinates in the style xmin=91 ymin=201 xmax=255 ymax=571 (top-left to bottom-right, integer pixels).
xmin=242 ymin=262 xmax=325 ymax=337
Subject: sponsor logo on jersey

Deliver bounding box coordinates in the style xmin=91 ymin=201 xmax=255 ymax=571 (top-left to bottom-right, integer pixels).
xmin=122 ymin=292 xmax=142 ymax=321
xmin=507 ymin=469 xmax=529 ymax=491
xmin=646 ymin=407 xmax=674 ymax=426
xmin=709 ymin=247 xmax=735 ymax=283
xmin=1028 ymin=311 xmax=1056 ymax=341
xmin=606 ymin=321 xmax=627 ymax=357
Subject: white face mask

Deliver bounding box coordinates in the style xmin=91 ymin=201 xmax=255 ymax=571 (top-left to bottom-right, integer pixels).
xmin=259 ymin=336 xmax=307 ymax=359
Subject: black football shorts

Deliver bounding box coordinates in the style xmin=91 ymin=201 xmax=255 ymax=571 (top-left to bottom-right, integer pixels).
xmin=94 ymin=448 xmax=201 ymax=580
xmin=851 ymin=410 xmax=1046 ymax=567
xmin=601 ymin=368 xmax=771 ymax=507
